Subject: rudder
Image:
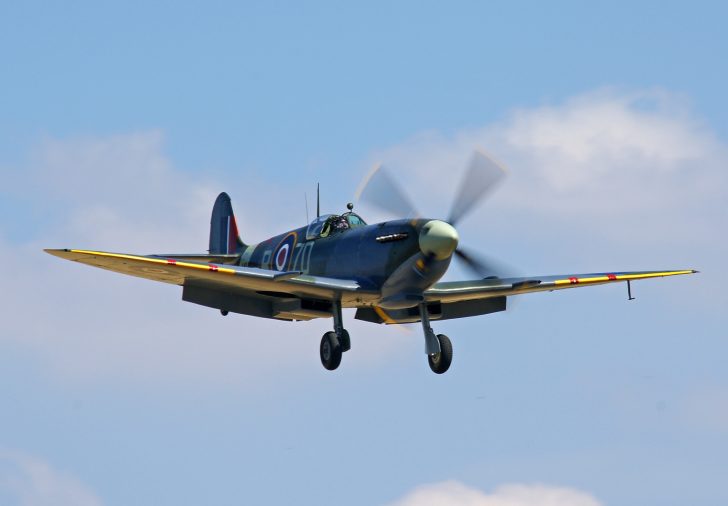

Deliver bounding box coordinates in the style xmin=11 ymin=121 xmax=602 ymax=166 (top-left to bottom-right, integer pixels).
xmin=209 ymin=192 xmax=245 ymax=255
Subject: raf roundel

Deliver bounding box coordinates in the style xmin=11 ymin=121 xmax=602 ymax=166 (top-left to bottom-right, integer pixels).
xmin=275 ymin=244 xmax=289 ymax=270
xmin=272 ymin=232 xmax=297 ymax=271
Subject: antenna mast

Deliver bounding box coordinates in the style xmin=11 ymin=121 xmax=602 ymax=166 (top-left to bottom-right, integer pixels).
xmin=305 ymin=193 xmax=309 ymax=223
xmin=316 ymin=183 xmax=320 ymax=218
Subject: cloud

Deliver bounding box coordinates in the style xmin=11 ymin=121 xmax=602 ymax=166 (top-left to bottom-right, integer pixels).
xmin=0 ymin=131 xmax=406 ymax=389
xmin=386 ymin=481 xmax=601 ymax=506
xmin=366 ymin=88 xmax=727 ymax=244
xmin=28 ymin=130 xmax=239 ymax=251
xmin=0 ymin=450 xmax=102 ymax=506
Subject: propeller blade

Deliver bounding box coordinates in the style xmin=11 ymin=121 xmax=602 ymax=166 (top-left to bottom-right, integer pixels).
xmin=454 ymin=248 xmax=497 ymax=279
xmin=454 ymin=247 xmax=522 ymax=312
xmin=448 ymin=150 xmax=507 ymax=226
xmin=355 ymin=163 xmax=420 ymax=219
xmin=454 ymin=246 xmax=517 ymax=280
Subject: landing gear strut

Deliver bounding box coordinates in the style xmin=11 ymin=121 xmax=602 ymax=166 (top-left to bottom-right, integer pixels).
xmin=419 ymin=302 xmax=453 ymax=374
xmin=319 ymin=299 xmax=350 ymax=371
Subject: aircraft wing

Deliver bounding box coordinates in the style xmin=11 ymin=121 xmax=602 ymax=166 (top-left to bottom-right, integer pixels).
xmin=45 ymin=249 xmax=377 ymax=318
xmin=425 ymin=270 xmax=697 ymax=303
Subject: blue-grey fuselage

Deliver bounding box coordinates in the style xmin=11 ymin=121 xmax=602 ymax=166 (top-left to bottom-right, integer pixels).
xmin=239 ymin=215 xmax=454 ymax=306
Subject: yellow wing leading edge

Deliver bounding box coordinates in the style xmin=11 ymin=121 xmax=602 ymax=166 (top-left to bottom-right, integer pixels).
xmin=425 ymin=269 xmax=698 ymax=303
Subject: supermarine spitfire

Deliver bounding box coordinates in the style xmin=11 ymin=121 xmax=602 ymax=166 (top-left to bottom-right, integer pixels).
xmin=46 ymin=152 xmax=696 ymax=374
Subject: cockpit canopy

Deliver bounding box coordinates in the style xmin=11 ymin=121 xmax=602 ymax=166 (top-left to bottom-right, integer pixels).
xmin=305 ymin=212 xmax=367 ymax=240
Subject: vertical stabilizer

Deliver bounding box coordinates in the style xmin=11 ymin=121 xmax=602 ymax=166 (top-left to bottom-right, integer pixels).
xmin=209 ymin=192 xmax=245 ymax=255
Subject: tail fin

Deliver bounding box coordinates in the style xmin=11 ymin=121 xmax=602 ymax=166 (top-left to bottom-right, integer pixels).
xmin=209 ymin=192 xmax=245 ymax=255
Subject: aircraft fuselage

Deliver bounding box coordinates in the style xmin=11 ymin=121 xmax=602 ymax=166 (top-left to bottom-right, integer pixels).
xmin=240 ymin=218 xmax=452 ymax=293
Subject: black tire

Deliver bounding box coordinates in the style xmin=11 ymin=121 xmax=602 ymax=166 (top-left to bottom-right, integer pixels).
xmin=428 ymin=334 xmax=453 ymax=374
xmin=320 ymin=331 xmax=342 ymax=371
xmin=339 ymin=329 xmax=351 ymax=352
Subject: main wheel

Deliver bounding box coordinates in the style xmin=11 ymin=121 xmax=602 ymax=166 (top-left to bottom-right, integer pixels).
xmin=428 ymin=334 xmax=452 ymax=374
xmin=320 ymin=331 xmax=342 ymax=371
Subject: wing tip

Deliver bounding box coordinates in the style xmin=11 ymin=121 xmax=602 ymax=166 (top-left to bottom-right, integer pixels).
xmin=45 ymin=249 xmax=90 ymax=262
xmin=44 ymin=248 xmax=71 ymax=256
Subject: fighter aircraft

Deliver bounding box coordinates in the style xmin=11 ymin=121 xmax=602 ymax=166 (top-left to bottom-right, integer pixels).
xmin=46 ymin=152 xmax=696 ymax=374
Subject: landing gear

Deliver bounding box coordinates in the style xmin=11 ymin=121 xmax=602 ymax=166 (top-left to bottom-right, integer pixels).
xmin=320 ymin=331 xmax=342 ymax=370
xmin=320 ymin=300 xmax=350 ymax=371
xmin=419 ymin=302 xmax=453 ymax=374
xmin=428 ymin=334 xmax=452 ymax=374
xmin=337 ymin=329 xmax=351 ymax=353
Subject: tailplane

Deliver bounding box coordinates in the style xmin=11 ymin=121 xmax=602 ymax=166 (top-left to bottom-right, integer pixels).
xmin=209 ymin=192 xmax=245 ymax=255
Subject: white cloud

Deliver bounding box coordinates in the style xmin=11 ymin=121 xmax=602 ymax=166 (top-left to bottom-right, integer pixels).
xmin=386 ymin=481 xmax=601 ymax=506
xmin=30 ymin=130 xmax=231 ymax=251
xmin=0 ymin=131 xmax=407 ymax=388
xmin=366 ymin=88 xmax=727 ymax=243
xmin=0 ymin=450 xmax=102 ymax=506
xmin=1 ymin=87 xmax=724 ymax=387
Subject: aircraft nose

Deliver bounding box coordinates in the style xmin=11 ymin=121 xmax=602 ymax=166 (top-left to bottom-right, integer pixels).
xmin=419 ymin=220 xmax=459 ymax=260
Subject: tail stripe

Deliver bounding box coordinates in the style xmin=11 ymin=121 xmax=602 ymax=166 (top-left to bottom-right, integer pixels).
xmin=227 ymin=215 xmax=240 ymax=254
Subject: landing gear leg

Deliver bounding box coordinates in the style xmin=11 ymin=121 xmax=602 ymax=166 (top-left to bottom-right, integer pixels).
xmin=332 ymin=299 xmax=350 ymax=352
xmin=419 ymin=302 xmax=452 ymax=374
xmin=319 ymin=299 xmax=350 ymax=371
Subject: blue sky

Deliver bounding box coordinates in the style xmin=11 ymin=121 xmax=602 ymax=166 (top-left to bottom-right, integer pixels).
xmin=1 ymin=2 xmax=726 ymax=505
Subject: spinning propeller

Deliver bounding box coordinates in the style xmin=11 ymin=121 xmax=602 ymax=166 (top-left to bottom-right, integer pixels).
xmin=356 ymin=151 xmax=509 ymax=279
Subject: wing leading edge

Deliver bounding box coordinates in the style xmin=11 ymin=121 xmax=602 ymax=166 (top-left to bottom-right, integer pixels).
xmin=425 ymin=270 xmax=697 ymax=303
xmin=45 ymin=250 xmax=696 ymax=318
xmin=44 ymin=249 xmax=375 ymax=306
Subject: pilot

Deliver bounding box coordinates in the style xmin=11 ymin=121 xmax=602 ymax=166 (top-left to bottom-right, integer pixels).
xmin=320 ymin=215 xmax=349 ymax=237
xmin=332 ymin=215 xmax=349 ymax=232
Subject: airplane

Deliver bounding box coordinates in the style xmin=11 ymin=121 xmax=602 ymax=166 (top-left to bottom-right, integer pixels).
xmin=45 ymin=151 xmax=697 ymax=374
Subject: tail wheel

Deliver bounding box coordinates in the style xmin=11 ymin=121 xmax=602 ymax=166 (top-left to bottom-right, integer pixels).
xmin=428 ymin=334 xmax=452 ymax=374
xmin=320 ymin=331 xmax=342 ymax=371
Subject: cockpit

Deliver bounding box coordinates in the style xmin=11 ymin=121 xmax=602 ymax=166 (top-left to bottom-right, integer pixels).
xmin=305 ymin=205 xmax=367 ymax=240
